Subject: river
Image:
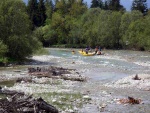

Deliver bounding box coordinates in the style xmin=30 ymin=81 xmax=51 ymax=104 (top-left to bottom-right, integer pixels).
xmin=1 ymin=48 xmax=150 ymax=113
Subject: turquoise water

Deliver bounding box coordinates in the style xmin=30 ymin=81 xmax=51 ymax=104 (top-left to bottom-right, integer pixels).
xmin=48 ymin=48 xmax=150 ymax=75
xmin=47 ymin=48 xmax=150 ymax=113
xmin=43 ymin=48 xmax=150 ymax=84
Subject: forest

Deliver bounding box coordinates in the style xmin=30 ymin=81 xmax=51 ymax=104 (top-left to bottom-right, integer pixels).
xmin=0 ymin=0 xmax=150 ymax=62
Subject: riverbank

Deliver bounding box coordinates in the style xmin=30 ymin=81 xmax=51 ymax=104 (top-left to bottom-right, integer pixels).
xmin=0 ymin=49 xmax=150 ymax=113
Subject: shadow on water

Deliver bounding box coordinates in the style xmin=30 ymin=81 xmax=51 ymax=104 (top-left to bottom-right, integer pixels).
xmin=0 ymin=80 xmax=16 ymax=98
xmin=25 ymin=59 xmax=56 ymax=66
xmin=0 ymin=80 xmax=15 ymax=87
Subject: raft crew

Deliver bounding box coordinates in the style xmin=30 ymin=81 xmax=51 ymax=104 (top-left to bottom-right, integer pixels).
xmin=95 ymin=46 xmax=99 ymax=54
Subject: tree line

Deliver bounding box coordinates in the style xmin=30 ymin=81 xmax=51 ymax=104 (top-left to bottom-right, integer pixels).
xmin=0 ymin=0 xmax=150 ymax=62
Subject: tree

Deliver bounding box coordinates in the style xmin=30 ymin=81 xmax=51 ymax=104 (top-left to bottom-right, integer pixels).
xmin=0 ymin=41 xmax=8 ymax=57
xmin=0 ymin=0 xmax=41 ymax=59
xmin=55 ymin=0 xmax=67 ymax=15
xmin=107 ymin=0 xmax=124 ymax=11
xmin=131 ymin=0 xmax=148 ymax=15
xmin=98 ymin=0 xmax=103 ymax=9
xmin=27 ymin=0 xmax=39 ymax=28
xmin=42 ymin=0 xmax=87 ymax=46
xmin=103 ymin=1 xmax=109 ymax=10
xmin=120 ymin=11 xmax=143 ymax=48
xmin=97 ymin=11 xmax=122 ymax=48
xmin=45 ymin=0 xmax=54 ymax=21
xmin=91 ymin=0 xmax=99 ymax=8
xmin=122 ymin=12 xmax=150 ymax=50
xmin=65 ymin=0 xmax=87 ymax=46
xmin=81 ymin=8 xmax=102 ymax=47
xmin=38 ymin=0 xmax=46 ymax=26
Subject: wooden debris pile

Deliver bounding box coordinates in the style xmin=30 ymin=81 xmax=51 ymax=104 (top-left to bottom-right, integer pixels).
xmin=28 ymin=66 xmax=72 ymax=75
xmin=118 ymin=96 xmax=141 ymax=104
xmin=0 ymin=88 xmax=58 ymax=113
xmin=28 ymin=66 xmax=86 ymax=82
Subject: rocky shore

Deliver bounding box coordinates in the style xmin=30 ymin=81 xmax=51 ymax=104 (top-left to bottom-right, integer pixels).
xmin=0 ymin=54 xmax=150 ymax=113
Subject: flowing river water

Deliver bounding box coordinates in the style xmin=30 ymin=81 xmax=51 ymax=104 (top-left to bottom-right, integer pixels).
xmin=1 ymin=48 xmax=150 ymax=113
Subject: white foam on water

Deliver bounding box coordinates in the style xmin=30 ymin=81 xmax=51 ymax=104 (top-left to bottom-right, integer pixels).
xmin=134 ymin=61 xmax=150 ymax=67
xmin=32 ymin=55 xmax=62 ymax=61
xmin=95 ymin=54 xmax=127 ymax=62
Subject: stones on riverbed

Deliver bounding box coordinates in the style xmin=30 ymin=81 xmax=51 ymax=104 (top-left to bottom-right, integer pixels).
xmin=13 ymin=70 xmax=22 ymax=72
xmin=65 ymin=109 xmax=74 ymax=113
xmin=83 ymin=95 xmax=91 ymax=101
xmin=98 ymin=103 xmax=107 ymax=112
xmin=16 ymin=77 xmax=33 ymax=83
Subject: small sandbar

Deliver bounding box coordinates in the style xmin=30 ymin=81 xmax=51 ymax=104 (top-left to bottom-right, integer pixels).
xmin=105 ymin=74 xmax=150 ymax=91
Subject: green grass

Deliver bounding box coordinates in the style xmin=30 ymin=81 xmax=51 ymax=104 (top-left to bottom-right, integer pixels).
xmin=34 ymin=92 xmax=83 ymax=111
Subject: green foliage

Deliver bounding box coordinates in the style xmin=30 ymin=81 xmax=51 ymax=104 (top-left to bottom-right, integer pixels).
xmin=27 ymin=0 xmax=38 ymax=28
xmin=0 ymin=0 xmax=42 ymax=60
xmin=107 ymin=0 xmax=124 ymax=11
xmin=38 ymin=0 xmax=46 ymax=26
xmin=120 ymin=10 xmax=143 ymax=48
xmin=131 ymin=0 xmax=148 ymax=15
xmin=96 ymin=10 xmax=122 ymax=48
xmin=123 ymin=15 xmax=150 ymax=50
xmin=33 ymin=48 xmax=49 ymax=55
xmin=42 ymin=0 xmax=87 ymax=47
xmin=0 ymin=41 xmax=8 ymax=57
xmin=27 ymin=0 xmax=46 ymax=27
xmin=91 ymin=0 xmax=99 ymax=8
xmin=81 ymin=8 xmax=102 ymax=47
xmin=9 ymin=0 xmax=148 ymax=52
xmin=45 ymin=0 xmax=53 ymax=21
xmin=39 ymin=0 xmax=150 ymax=51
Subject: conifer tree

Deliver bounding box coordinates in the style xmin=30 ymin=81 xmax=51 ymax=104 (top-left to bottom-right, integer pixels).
xmin=104 ymin=1 xmax=109 ymax=10
xmin=98 ymin=0 xmax=103 ymax=9
xmin=131 ymin=0 xmax=148 ymax=15
xmin=27 ymin=0 xmax=38 ymax=28
xmin=107 ymin=0 xmax=123 ymax=11
xmin=38 ymin=0 xmax=46 ymax=26
xmin=91 ymin=0 xmax=99 ymax=8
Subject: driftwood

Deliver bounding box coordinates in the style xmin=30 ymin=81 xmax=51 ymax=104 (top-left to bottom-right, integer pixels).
xmin=118 ymin=96 xmax=141 ymax=104
xmin=28 ymin=66 xmax=74 ymax=74
xmin=0 ymin=89 xmax=58 ymax=113
xmin=28 ymin=66 xmax=86 ymax=82
xmin=132 ymin=74 xmax=141 ymax=80
xmin=28 ymin=66 xmax=72 ymax=76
